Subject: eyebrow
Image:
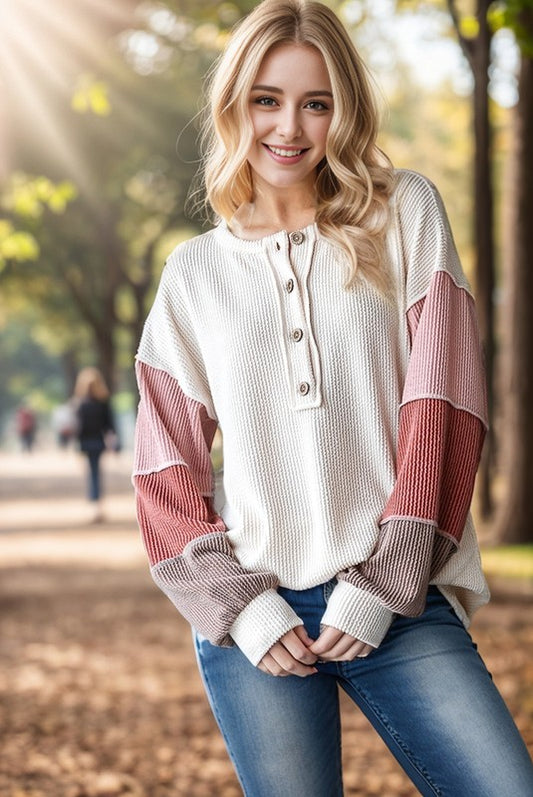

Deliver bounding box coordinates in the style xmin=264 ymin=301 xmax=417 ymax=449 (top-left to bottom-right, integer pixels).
xmin=251 ymin=84 xmax=333 ymax=98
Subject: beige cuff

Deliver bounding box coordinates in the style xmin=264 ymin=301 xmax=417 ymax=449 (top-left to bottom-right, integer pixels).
xmin=229 ymin=588 xmax=303 ymax=666
xmin=321 ymin=580 xmax=394 ymax=648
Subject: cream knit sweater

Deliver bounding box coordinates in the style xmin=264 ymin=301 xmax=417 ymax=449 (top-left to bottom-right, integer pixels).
xmin=133 ymin=169 xmax=490 ymax=666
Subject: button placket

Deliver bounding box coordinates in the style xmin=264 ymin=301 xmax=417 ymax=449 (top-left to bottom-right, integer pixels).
xmin=266 ymin=229 xmax=321 ymax=409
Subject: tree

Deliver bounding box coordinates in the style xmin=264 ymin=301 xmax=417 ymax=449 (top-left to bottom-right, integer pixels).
xmin=446 ymin=0 xmax=497 ymax=519
xmin=0 ymin=0 xmax=259 ymax=403
xmin=495 ymin=2 xmax=533 ymax=543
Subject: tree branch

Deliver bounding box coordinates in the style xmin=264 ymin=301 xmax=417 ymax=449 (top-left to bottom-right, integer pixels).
xmin=447 ymin=0 xmax=475 ymax=67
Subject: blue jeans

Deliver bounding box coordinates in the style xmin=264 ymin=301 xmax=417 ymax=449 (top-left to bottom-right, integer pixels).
xmin=194 ymin=583 xmax=533 ymax=796
xmin=85 ymin=448 xmax=102 ymax=501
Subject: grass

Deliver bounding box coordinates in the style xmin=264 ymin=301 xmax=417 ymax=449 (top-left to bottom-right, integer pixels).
xmin=480 ymin=545 xmax=533 ymax=581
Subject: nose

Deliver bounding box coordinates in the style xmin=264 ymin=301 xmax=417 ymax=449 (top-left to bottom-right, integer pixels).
xmin=276 ymin=105 xmax=302 ymax=141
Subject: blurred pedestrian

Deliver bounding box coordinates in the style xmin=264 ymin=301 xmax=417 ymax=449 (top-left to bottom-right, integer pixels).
xmin=15 ymin=403 xmax=37 ymax=452
xmin=74 ymin=367 xmax=116 ymax=523
xmin=132 ymin=1 xmax=533 ymax=794
xmin=51 ymin=400 xmax=77 ymax=448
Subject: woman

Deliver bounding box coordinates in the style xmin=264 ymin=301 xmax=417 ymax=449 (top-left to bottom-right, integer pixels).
xmin=74 ymin=367 xmax=115 ymax=522
xmin=133 ymin=1 xmax=533 ymax=794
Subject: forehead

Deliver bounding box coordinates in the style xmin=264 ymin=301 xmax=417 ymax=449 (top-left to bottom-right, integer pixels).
xmin=254 ymin=43 xmax=331 ymax=87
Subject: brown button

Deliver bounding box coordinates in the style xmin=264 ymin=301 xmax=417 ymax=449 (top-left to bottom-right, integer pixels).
xmin=286 ymin=279 xmax=294 ymax=293
xmin=275 ymin=242 xmax=281 ymax=251
xmin=292 ymin=328 xmax=303 ymax=342
xmin=298 ymin=382 xmax=310 ymax=395
xmin=290 ymin=231 xmax=304 ymax=245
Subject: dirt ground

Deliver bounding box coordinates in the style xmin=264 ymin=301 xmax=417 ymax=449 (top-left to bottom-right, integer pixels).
xmin=1 ymin=449 xmax=532 ymax=797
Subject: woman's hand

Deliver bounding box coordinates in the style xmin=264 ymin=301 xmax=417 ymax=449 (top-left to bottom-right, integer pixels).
xmin=309 ymin=626 xmax=374 ymax=661
xmin=257 ymin=625 xmax=318 ymax=677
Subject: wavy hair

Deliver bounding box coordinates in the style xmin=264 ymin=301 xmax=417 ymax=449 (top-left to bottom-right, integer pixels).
xmin=74 ymin=367 xmax=110 ymax=402
xmin=200 ymin=0 xmax=395 ymax=290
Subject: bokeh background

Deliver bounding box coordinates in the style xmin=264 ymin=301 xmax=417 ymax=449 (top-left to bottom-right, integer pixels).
xmin=1 ymin=1 xmax=532 ymax=795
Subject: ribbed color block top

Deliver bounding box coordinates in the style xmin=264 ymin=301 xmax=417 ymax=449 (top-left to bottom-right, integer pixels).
xmin=133 ymin=169 xmax=490 ymax=666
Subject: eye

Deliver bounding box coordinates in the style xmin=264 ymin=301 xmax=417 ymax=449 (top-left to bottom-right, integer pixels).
xmin=253 ymin=96 xmax=278 ymax=107
xmin=305 ymin=100 xmax=330 ymax=111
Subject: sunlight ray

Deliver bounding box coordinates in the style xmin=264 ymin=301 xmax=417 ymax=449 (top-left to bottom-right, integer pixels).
xmin=0 ymin=47 xmax=96 ymax=198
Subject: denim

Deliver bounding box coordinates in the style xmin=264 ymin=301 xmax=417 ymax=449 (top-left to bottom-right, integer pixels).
xmin=85 ymin=449 xmax=102 ymax=501
xmin=194 ymin=583 xmax=533 ymax=797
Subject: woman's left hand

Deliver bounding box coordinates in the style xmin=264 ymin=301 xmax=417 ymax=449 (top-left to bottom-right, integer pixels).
xmin=309 ymin=626 xmax=374 ymax=661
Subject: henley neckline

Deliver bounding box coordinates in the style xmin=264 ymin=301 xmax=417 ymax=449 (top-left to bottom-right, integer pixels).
xmin=213 ymin=219 xmax=319 ymax=252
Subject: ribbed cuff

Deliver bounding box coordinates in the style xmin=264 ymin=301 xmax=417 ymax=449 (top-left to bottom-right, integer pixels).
xmin=321 ymin=580 xmax=394 ymax=648
xmin=229 ymin=589 xmax=303 ymax=666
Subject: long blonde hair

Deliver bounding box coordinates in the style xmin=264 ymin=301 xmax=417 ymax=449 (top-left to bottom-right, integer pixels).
xmin=74 ymin=367 xmax=110 ymax=402
xmin=200 ymin=0 xmax=394 ymax=290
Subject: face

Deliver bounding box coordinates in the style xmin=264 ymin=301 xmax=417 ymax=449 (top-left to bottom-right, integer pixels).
xmin=246 ymin=43 xmax=334 ymax=196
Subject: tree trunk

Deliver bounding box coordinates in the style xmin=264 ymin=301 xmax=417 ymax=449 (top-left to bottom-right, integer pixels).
xmin=472 ymin=0 xmax=495 ymax=518
xmin=447 ymin=0 xmax=496 ymax=518
xmin=495 ymin=52 xmax=533 ymax=544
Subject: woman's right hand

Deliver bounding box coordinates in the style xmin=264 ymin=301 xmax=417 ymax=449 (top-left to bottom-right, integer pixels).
xmin=257 ymin=625 xmax=318 ymax=677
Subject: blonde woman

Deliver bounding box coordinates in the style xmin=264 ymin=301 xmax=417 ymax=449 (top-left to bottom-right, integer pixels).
xmin=133 ymin=1 xmax=533 ymax=794
xmin=74 ymin=367 xmax=115 ymax=521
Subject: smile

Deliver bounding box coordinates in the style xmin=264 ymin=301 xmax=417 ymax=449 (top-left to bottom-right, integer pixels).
xmin=265 ymin=145 xmax=308 ymax=158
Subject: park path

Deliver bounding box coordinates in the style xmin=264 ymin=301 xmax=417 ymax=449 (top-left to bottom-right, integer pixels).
xmin=0 ymin=448 xmax=532 ymax=797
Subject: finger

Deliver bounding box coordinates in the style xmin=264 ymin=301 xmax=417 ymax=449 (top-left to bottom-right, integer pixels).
xmin=337 ymin=640 xmax=371 ymax=660
xmin=292 ymin=624 xmax=316 ymax=648
xmin=356 ymin=643 xmax=374 ymax=658
xmin=281 ymin=628 xmax=318 ymax=665
xmin=268 ymin=644 xmax=318 ymax=677
xmin=308 ymin=626 xmax=344 ymax=656
xmin=329 ymin=641 xmax=375 ymax=662
xmin=314 ymin=635 xmax=357 ymax=660
xmin=259 ymin=651 xmax=290 ymax=677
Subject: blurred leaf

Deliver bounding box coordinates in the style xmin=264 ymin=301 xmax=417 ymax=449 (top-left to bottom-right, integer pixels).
xmin=0 ymin=221 xmax=39 ymax=269
xmin=71 ymin=75 xmax=112 ymax=116
xmin=4 ymin=174 xmax=78 ymax=219
xmin=487 ymin=4 xmax=508 ymax=32
xmin=460 ymin=15 xmax=480 ymax=39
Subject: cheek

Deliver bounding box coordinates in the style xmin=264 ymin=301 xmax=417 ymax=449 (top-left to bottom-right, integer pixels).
xmin=314 ymin=118 xmax=332 ymax=145
xmin=249 ymin=111 xmax=270 ymax=141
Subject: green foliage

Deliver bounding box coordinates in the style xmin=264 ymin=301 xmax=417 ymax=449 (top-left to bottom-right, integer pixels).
xmin=3 ymin=174 xmax=78 ymax=218
xmin=0 ymin=175 xmax=78 ymax=272
xmin=71 ymin=75 xmax=112 ymax=116
xmin=0 ymin=222 xmax=39 ymax=270
xmin=460 ymin=14 xmax=480 ymax=39
xmin=0 ymin=318 xmax=68 ymax=427
xmin=489 ymin=2 xmax=533 ymax=56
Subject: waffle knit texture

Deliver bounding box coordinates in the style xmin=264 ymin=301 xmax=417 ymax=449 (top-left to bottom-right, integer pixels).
xmin=133 ymin=169 xmax=490 ymax=666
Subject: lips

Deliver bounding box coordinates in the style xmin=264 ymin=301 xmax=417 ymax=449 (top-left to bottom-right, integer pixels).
xmin=266 ymin=144 xmax=308 ymax=157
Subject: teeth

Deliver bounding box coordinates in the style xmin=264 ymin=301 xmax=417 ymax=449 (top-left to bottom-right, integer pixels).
xmin=268 ymin=146 xmax=303 ymax=157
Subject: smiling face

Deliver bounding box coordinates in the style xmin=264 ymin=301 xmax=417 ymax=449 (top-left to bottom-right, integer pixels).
xmin=246 ymin=43 xmax=334 ymax=198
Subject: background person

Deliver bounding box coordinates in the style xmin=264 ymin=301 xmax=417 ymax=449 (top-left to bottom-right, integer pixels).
xmin=15 ymin=403 xmax=37 ymax=452
xmin=74 ymin=367 xmax=116 ymax=523
xmin=51 ymin=399 xmax=78 ymax=448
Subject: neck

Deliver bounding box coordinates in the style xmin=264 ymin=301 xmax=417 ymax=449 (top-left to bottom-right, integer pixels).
xmin=231 ymin=178 xmax=317 ymax=239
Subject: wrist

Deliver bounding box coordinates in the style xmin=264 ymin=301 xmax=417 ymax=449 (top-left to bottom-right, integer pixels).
xmin=229 ymin=588 xmax=303 ymax=665
xmin=321 ymin=580 xmax=394 ymax=648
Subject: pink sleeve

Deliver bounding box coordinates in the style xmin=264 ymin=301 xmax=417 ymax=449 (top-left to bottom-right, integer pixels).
xmin=133 ymin=360 xmax=279 ymax=646
xmin=338 ymin=270 xmax=487 ymax=617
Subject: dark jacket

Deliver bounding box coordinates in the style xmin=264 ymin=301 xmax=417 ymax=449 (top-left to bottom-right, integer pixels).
xmin=77 ymin=398 xmax=114 ymax=453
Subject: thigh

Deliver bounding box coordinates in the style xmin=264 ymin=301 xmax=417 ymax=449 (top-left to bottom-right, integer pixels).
xmin=339 ymin=590 xmax=533 ymax=796
xmin=194 ymin=630 xmax=343 ymax=797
